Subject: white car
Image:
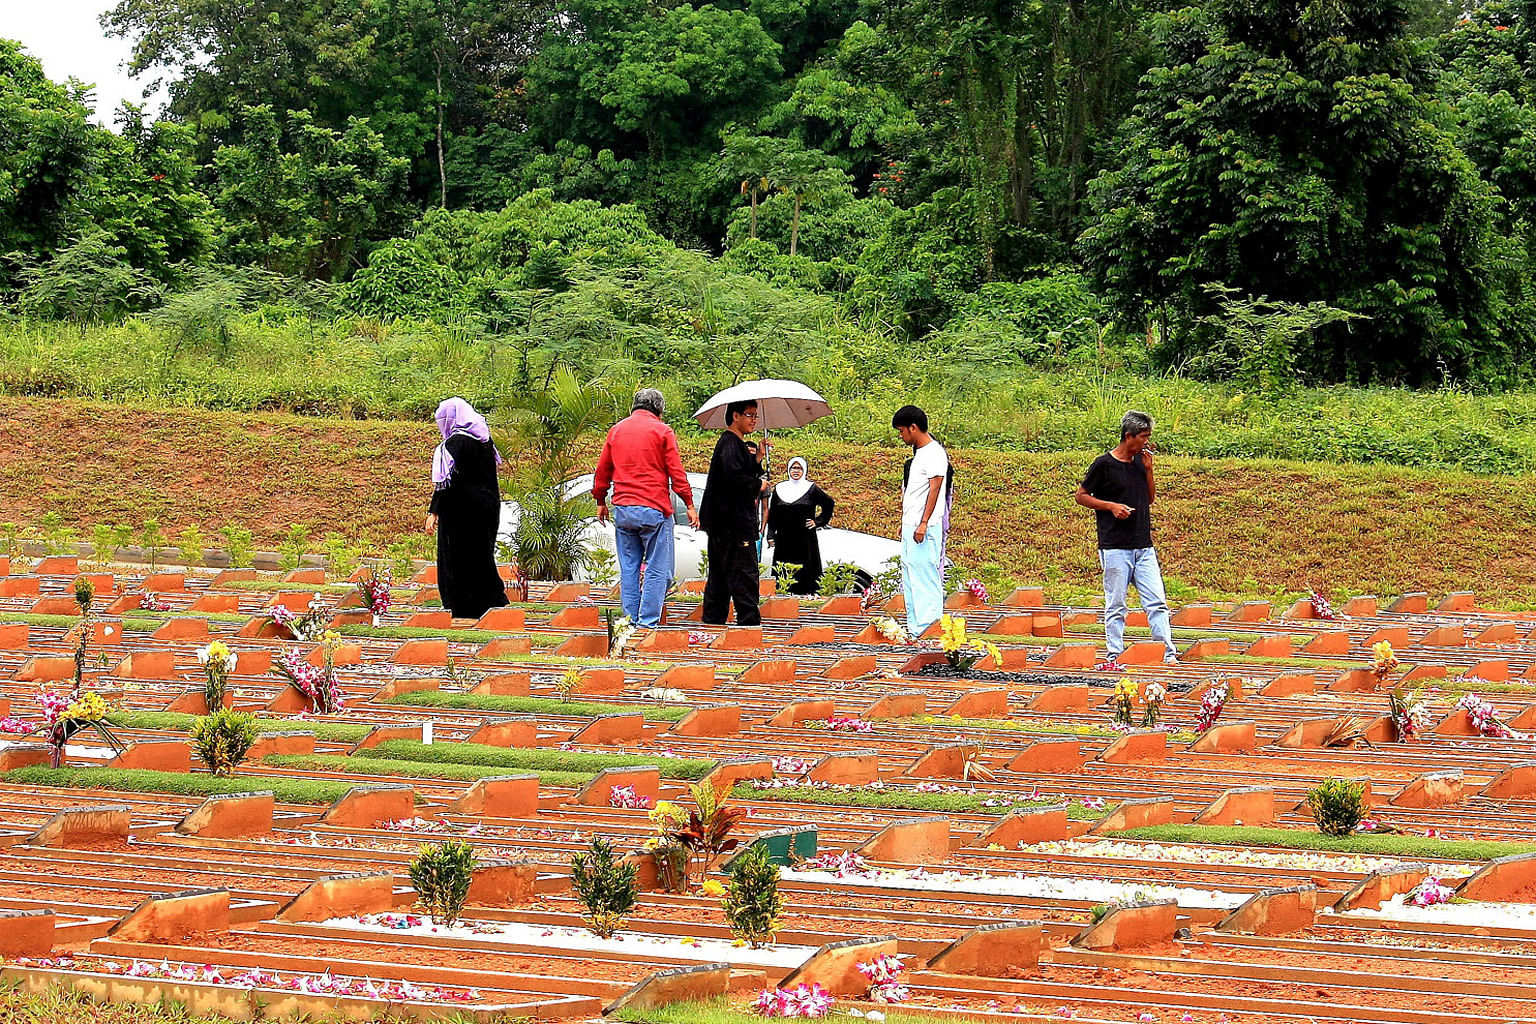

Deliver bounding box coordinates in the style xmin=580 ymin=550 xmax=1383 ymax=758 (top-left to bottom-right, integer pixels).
xmin=499 ymin=472 xmax=901 ymax=586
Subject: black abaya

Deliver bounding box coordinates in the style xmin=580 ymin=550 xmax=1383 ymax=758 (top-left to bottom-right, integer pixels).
xmin=767 ymin=484 xmax=835 ymax=595
xmin=429 ymin=434 xmax=510 ymax=619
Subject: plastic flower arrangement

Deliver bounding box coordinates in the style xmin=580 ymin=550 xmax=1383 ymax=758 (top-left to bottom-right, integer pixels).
xmin=1406 ymin=876 xmax=1455 ymax=907
xmin=962 ymin=579 xmax=989 ymax=604
xmin=197 ymin=640 xmax=239 ymax=709
xmin=1371 ymin=640 xmax=1400 ymax=684
xmin=1309 ymin=590 xmax=1341 ymax=621
xmin=1456 ymin=693 xmax=1517 ymax=738
xmin=356 ymin=567 xmax=392 ymax=624
xmin=1195 ymin=681 xmax=1230 ymax=732
xmin=268 ymin=598 xmax=331 ymax=641
xmin=803 ymin=715 xmax=873 ymax=732
xmin=871 ymin=616 xmax=910 ymax=644
xmin=609 ymin=784 xmax=653 ymax=809
xmin=138 ymin=592 xmax=172 ymax=612
xmin=1387 ymin=685 xmax=1432 ymax=743
xmin=938 ymin=615 xmax=1002 ymax=672
xmin=752 ymin=983 xmax=834 ymax=1018
xmin=1112 ymin=677 xmax=1139 ymax=726
xmin=273 ymin=642 xmax=344 ymax=714
xmin=857 ymin=953 xmax=909 ymax=1003
xmin=36 ymin=687 xmax=122 ymax=767
xmin=606 ymin=610 xmax=637 ymax=658
xmin=1141 ymin=681 xmax=1167 ymax=728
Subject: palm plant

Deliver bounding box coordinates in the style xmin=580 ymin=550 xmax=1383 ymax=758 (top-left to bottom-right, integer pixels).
xmin=502 ymin=368 xmax=617 ymax=583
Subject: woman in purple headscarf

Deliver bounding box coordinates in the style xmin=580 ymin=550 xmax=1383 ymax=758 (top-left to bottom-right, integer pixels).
xmin=425 ymin=397 xmax=509 ymax=618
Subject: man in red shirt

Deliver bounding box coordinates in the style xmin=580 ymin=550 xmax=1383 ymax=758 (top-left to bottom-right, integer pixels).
xmin=593 ymin=389 xmax=699 ymax=628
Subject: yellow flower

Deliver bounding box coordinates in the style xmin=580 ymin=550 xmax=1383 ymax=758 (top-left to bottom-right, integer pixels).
xmin=700 ymin=879 xmax=727 ymax=898
xmin=1373 ymin=640 xmax=1395 ymax=662
xmin=731 ymin=939 xmax=747 ymax=947
xmin=206 ymin=640 xmax=231 ymax=660
xmin=982 ymin=641 xmax=1004 ymax=668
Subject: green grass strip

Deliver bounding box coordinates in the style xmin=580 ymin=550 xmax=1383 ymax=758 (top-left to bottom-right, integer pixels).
xmin=1112 ymin=824 xmax=1536 ymax=861
xmin=4 ymin=766 xmax=355 ymax=804
xmin=0 ymin=613 xmax=89 ymax=628
xmin=266 ymin=754 xmax=592 ymax=789
xmin=1216 ymin=654 xmax=1360 ymax=669
xmin=107 ymin=710 xmax=372 ymax=743
xmin=480 ymin=650 xmax=674 ymax=669
xmin=361 ymin=739 xmax=715 ymax=779
xmin=731 ymin=783 xmax=1103 ymax=820
xmin=382 ymin=691 xmax=691 ymax=721
xmin=614 ymin=1001 xmax=998 ymax=1024
xmin=907 ymin=715 xmax=1197 ymax=743
xmin=332 ymin=624 xmax=563 ymax=647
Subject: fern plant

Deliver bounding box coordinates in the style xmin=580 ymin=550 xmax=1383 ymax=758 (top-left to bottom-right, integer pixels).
xmin=724 ymin=845 xmax=784 ymax=948
xmin=409 ymin=840 xmax=477 ymax=927
xmin=570 ymin=836 xmax=638 ymax=938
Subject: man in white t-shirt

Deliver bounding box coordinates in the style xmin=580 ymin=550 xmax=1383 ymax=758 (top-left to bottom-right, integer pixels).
xmin=892 ymin=405 xmax=949 ymax=636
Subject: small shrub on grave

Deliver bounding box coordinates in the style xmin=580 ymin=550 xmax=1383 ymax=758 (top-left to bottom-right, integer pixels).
xmin=409 ymin=839 xmax=477 ymax=928
xmin=190 ymin=710 xmax=259 ymax=776
xmin=556 ymin=668 xmax=583 ymax=702
xmin=140 ymin=519 xmax=167 ymax=571
xmin=818 ymin=561 xmax=861 ymax=596
xmin=570 ymin=836 xmax=638 ymax=938
xmin=1307 ymin=778 xmax=1368 ymax=837
xmin=92 ymin=524 xmax=117 ymax=565
xmin=667 ymin=781 xmax=746 ymax=877
xmin=279 ymin=524 xmax=310 ymax=572
xmin=724 ymin=845 xmax=784 ymax=948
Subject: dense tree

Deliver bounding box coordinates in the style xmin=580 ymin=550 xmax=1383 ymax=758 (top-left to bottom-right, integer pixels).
xmin=1080 ymin=0 xmax=1526 ymax=383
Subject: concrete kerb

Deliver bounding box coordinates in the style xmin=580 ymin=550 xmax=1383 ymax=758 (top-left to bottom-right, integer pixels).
xmin=604 ymin=962 xmax=733 ymax=1013
xmin=779 ymin=936 xmax=901 ymax=995
xmin=925 ymin=921 xmax=1044 ymax=977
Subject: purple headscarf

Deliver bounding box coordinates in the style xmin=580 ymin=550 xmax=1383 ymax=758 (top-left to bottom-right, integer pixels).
xmin=432 ymin=397 xmax=500 ymax=488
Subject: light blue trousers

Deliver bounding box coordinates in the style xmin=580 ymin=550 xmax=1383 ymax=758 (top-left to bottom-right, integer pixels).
xmin=1100 ymin=546 xmax=1175 ymax=659
xmin=614 ymin=505 xmax=674 ymax=629
xmin=901 ymin=527 xmax=944 ymax=637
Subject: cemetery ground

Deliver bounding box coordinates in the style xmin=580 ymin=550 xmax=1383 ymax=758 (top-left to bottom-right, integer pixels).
xmin=2 ymin=507 xmax=1536 ymax=1023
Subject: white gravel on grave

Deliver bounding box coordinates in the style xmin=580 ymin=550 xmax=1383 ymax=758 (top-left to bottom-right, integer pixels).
xmin=1346 ymin=894 xmax=1536 ymax=930
xmin=781 ymin=867 xmax=1246 ymax=910
xmin=323 ymin=916 xmax=817 ymax=967
xmin=1019 ymin=839 xmax=1475 ymax=878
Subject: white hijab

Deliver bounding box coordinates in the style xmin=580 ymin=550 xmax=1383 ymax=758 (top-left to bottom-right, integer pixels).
xmin=775 ymin=457 xmax=814 ymax=503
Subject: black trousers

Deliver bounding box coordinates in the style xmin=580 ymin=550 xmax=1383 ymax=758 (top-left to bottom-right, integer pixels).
xmin=702 ymin=534 xmax=761 ymax=626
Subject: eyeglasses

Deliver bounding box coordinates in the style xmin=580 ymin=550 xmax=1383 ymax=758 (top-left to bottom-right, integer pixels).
xmin=741 ymin=410 xmax=759 ymax=420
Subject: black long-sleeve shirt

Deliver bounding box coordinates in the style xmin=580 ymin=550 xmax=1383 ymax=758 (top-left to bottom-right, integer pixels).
xmin=699 ymin=431 xmax=764 ymax=539
xmin=428 ymin=434 xmax=502 ymax=517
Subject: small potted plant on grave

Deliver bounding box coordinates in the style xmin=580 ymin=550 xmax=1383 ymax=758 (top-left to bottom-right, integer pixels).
xmin=645 ymin=801 xmax=691 ymax=893
xmin=724 ymin=845 xmax=784 ymax=948
xmin=1111 ymin=677 xmax=1138 ymax=726
xmin=409 ymin=840 xmax=477 ymax=928
xmin=197 ymin=640 xmax=238 ymax=710
xmin=1306 ymin=778 xmax=1367 ymax=837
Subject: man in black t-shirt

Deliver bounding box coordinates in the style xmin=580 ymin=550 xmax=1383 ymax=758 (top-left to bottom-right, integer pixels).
xmin=1074 ymin=410 xmax=1178 ymax=670
xmin=700 ymin=400 xmax=770 ymax=626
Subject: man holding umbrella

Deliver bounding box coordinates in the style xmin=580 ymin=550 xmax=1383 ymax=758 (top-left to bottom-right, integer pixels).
xmin=699 ymin=400 xmax=771 ymax=625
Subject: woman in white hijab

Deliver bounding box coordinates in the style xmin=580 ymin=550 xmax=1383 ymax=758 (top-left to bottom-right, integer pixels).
xmin=766 ymin=457 xmax=836 ymax=594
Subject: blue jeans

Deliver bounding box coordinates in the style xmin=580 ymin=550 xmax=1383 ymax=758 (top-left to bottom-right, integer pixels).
xmin=1100 ymin=547 xmax=1176 ymax=659
xmin=901 ymin=526 xmax=944 ymax=637
xmin=614 ymin=505 xmax=674 ymax=628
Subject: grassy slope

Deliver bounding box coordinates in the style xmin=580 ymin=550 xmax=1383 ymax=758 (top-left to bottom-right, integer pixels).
xmin=5 ymin=396 xmax=1536 ymax=605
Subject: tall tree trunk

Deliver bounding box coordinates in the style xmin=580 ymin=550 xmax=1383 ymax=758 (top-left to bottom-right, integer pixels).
xmin=790 ymin=195 xmax=802 ymax=255
xmin=434 ymin=49 xmax=448 ymax=208
xmin=750 ymin=189 xmax=759 ymax=239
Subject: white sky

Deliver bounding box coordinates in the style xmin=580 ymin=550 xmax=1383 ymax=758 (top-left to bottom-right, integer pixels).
xmin=0 ymin=0 xmax=166 ymax=126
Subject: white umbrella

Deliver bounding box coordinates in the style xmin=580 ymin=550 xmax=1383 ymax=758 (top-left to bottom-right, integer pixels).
xmin=692 ymin=378 xmax=832 ymax=431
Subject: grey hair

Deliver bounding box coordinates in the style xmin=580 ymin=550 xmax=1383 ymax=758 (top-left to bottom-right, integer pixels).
xmin=632 ymin=388 xmax=665 ymax=416
xmin=1120 ymin=409 xmax=1154 ymax=439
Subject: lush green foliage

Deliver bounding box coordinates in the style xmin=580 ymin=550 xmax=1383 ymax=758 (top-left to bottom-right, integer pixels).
xmin=189 ymin=709 xmax=259 ymax=775
xmin=570 ymin=836 xmax=639 ymax=938
xmin=1114 ymin=824 xmax=1536 ymax=861
xmin=265 ymin=753 xmax=595 ymax=788
xmin=409 ymin=839 xmax=477 ymax=927
xmin=730 ymin=782 xmax=1104 ymax=818
xmin=6 ymin=1 xmax=1536 ymax=386
xmin=1306 ymin=778 xmax=1370 ymax=837
xmin=724 ymin=845 xmax=784 ymax=948
xmin=105 ymin=710 xmax=373 ymax=742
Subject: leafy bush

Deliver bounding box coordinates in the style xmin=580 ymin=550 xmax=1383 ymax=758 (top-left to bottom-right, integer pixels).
xmin=724 ymin=845 xmax=783 ymax=948
xmin=409 ymin=839 xmax=477 ymax=927
xmin=570 ymin=836 xmax=638 ymax=938
xmin=221 ymin=525 xmax=254 ymax=568
xmin=1306 ymin=778 xmax=1368 ymax=837
xmin=178 ymin=526 xmax=205 ymax=567
xmin=190 ymin=710 xmax=259 ymax=776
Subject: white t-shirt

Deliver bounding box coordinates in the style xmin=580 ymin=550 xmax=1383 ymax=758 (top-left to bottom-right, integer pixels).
xmin=901 ymin=440 xmax=949 ymax=533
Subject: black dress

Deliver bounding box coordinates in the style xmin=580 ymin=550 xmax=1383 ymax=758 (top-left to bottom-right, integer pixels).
xmin=767 ymin=485 xmax=835 ymax=595
xmin=429 ymin=434 xmax=510 ymax=619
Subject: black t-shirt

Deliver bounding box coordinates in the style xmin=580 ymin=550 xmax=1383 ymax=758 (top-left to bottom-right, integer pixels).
xmin=699 ymin=431 xmax=765 ymax=539
xmin=1080 ymin=451 xmax=1154 ymax=550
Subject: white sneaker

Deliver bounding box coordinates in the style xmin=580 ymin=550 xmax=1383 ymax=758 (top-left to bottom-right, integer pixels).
xmin=1163 ymin=651 xmax=1180 ymax=665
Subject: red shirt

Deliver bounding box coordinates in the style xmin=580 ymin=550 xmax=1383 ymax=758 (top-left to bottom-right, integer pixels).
xmin=592 ymin=410 xmax=693 ymax=516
